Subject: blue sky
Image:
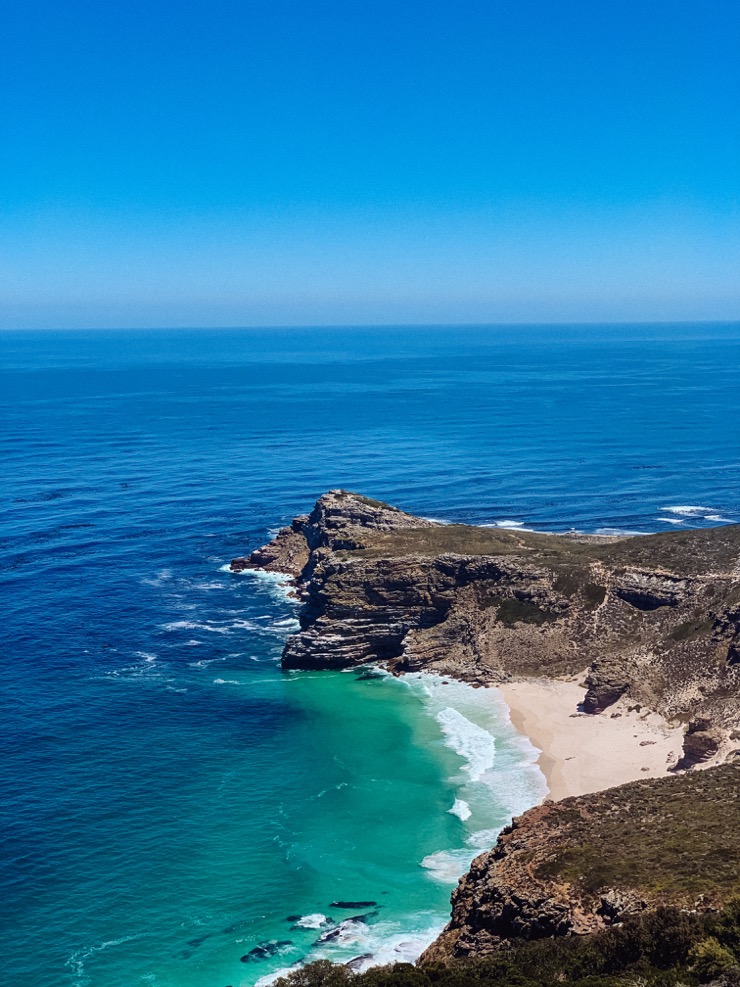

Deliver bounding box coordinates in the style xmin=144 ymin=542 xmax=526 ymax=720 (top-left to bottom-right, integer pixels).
xmin=2 ymin=0 xmax=739 ymax=328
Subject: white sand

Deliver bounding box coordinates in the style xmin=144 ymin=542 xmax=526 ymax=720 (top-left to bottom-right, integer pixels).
xmin=498 ymin=676 xmax=685 ymax=801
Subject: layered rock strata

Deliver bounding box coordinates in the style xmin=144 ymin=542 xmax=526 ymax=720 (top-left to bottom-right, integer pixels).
xmin=232 ymin=490 xmax=740 ymax=741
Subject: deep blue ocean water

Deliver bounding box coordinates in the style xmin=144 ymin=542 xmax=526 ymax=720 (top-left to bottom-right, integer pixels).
xmin=2 ymin=323 xmax=740 ymax=987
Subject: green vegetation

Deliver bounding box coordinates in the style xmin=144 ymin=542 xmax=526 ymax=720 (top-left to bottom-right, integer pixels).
xmin=603 ymin=526 xmax=740 ymax=579
xmin=495 ymin=598 xmax=560 ymax=627
xmin=351 ymin=520 xmax=740 ymax=579
xmin=275 ymin=903 xmax=740 ymax=987
xmin=534 ymin=764 xmax=740 ymax=901
xmin=355 ymin=525 xmax=540 ymax=559
xmin=668 ymin=615 xmax=715 ymax=642
xmin=583 ymin=582 xmax=607 ymax=606
xmin=335 ymin=492 xmax=402 ymax=511
xmin=553 ymin=569 xmax=606 ymax=606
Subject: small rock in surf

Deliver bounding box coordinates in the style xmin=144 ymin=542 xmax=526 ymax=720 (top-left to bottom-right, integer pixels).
xmin=346 ymin=954 xmax=374 ymax=971
xmin=240 ymin=940 xmax=292 ymax=962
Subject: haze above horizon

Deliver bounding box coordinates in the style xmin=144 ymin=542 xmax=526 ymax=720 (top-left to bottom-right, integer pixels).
xmin=2 ymin=0 xmax=739 ymax=330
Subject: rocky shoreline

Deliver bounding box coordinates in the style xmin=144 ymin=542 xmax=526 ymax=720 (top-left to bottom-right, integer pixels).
xmin=232 ymin=490 xmax=740 ymax=964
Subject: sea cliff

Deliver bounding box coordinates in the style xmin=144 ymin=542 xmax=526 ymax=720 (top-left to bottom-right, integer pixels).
xmin=232 ymin=491 xmax=740 ymax=965
xmin=420 ymin=762 xmax=740 ymax=963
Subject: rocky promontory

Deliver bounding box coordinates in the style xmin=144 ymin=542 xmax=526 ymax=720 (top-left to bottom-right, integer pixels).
xmin=233 ymin=490 xmax=740 ymax=739
xmin=232 ymin=491 xmax=740 ymax=966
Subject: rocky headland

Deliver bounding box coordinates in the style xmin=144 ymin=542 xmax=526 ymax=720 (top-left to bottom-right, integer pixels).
xmin=420 ymin=762 xmax=740 ymax=964
xmin=232 ymin=491 xmax=740 ymax=968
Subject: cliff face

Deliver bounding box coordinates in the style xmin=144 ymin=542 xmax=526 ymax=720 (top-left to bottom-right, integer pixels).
xmin=232 ymin=490 xmax=740 ymax=736
xmin=231 ymin=491 xmax=740 ymax=965
xmin=420 ymin=762 xmax=740 ymax=963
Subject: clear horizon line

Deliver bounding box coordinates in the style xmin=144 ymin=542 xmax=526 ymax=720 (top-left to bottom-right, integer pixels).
xmin=2 ymin=317 xmax=740 ymax=333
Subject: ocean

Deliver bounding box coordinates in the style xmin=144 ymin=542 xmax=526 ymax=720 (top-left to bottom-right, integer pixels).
xmin=2 ymin=323 xmax=739 ymax=987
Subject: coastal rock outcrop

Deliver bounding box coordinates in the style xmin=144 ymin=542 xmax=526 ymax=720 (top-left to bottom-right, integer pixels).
xmin=420 ymin=762 xmax=740 ymax=963
xmin=230 ymin=492 xmax=740 ymax=968
xmin=234 ymin=490 xmax=740 ymax=733
xmin=675 ymin=717 xmax=725 ymax=769
xmin=232 ymin=515 xmax=310 ymax=577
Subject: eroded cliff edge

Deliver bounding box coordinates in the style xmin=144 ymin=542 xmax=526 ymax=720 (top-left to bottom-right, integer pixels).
xmin=233 ymin=490 xmax=740 ymax=756
xmin=420 ymin=762 xmax=740 ymax=963
xmin=233 ymin=491 xmax=740 ymax=965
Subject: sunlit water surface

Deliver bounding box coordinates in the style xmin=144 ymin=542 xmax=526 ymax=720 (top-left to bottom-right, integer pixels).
xmin=2 ymin=324 xmax=739 ymax=986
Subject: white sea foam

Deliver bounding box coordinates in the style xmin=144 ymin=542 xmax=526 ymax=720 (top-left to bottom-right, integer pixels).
xmin=103 ymin=659 xmax=170 ymax=685
xmin=141 ymin=569 xmax=173 ymax=587
xmin=421 ymin=848 xmax=473 ymax=884
xmin=294 ymin=913 xmax=330 ymax=929
xmin=219 ymin=563 xmax=300 ymax=605
xmin=448 ymin=798 xmax=472 ymax=820
xmin=467 ymin=827 xmax=501 ymax=851
xmin=317 ymin=918 xmax=368 ymax=945
xmin=260 ymin=916 xmax=447 ymax=984
xmin=343 ymin=920 xmax=447 ymax=971
xmin=479 ymin=521 xmax=535 ymax=531
xmin=253 ymin=670 xmax=546 ymax=986
xmin=399 ymin=670 xmax=547 ymax=896
xmin=256 ymin=966 xmax=300 ymax=987
xmin=316 ymin=781 xmax=349 ymax=798
xmin=420 ymin=516 xmax=453 ymax=524
xmin=133 ymin=651 xmax=157 ymax=662
xmin=404 ymin=672 xmax=546 ymax=808
xmin=228 ymin=618 xmax=263 ymax=631
xmin=273 ymin=617 xmax=301 ymax=630
xmin=658 ymin=507 xmax=733 ymax=525
xmin=594 ymin=527 xmax=649 ymax=536
xmin=435 ymin=707 xmax=496 ymax=782
xmin=662 ymin=505 xmax=714 ymax=516
xmin=213 ymin=678 xmax=241 ymax=685
xmin=160 ymin=620 xmax=230 ymax=634
xmin=66 ymin=933 xmax=148 ymax=987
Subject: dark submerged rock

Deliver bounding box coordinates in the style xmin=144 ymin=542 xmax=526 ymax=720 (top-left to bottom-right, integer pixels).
xmin=330 ymin=900 xmax=377 ymax=909
xmin=240 ymin=940 xmax=292 ymax=962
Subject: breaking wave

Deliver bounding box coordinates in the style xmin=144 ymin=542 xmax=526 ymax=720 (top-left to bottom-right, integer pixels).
xmin=435 ymin=707 xmax=496 ymax=782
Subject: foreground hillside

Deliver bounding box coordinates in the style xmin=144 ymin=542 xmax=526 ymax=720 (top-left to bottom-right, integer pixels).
xmin=422 ymin=762 xmax=740 ymax=963
xmin=275 ymin=899 xmax=740 ymax=987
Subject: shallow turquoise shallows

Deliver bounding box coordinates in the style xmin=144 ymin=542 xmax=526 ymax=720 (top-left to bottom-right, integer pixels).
xmin=2 ymin=324 xmax=739 ymax=987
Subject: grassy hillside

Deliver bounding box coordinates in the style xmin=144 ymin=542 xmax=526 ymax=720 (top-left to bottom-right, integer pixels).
xmin=536 ymin=763 xmax=740 ymax=902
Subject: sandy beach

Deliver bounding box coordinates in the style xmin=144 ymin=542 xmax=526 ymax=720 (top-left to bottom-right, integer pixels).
xmin=499 ymin=675 xmax=686 ymax=801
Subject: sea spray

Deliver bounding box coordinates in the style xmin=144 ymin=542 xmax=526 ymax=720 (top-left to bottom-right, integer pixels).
xmin=449 ymin=798 xmax=472 ymax=821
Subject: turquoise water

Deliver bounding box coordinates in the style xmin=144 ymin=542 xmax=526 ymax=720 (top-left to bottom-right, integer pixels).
xmin=2 ymin=324 xmax=739 ymax=986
